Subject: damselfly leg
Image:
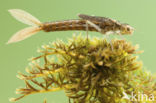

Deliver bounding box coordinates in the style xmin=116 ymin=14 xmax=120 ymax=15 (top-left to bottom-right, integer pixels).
xmin=86 ymin=21 xmax=89 ymax=40
xmin=85 ymin=20 xmax=101 ymax=40
xmin=105 ymin=34 xmax=114 ymax=51
xmin=86 ymin=20 xmax=102 ymax=32
xmin=86 ymin=20 xmax=113 ymax=50
xmin=119 ymin=33 xmax=125 ymax=40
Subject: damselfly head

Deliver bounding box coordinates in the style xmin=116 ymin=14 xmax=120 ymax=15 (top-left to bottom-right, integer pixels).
xmin=120 ymin=24 xmax=134 ymax=35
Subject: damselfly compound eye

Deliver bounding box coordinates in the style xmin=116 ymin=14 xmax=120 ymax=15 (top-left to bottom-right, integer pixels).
xmin=127 ymin=28 xmax=130 ymax=31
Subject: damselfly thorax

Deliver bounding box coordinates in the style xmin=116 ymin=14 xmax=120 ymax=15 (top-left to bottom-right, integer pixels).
xmin=7 ymin=9 xmax=134 ymax=44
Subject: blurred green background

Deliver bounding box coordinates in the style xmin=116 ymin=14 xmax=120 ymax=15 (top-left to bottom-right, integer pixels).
xmin=1 ymin=0 xmax=156 ymax=103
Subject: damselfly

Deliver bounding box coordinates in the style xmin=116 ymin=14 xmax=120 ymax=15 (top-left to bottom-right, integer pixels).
xmin=7 ymin=9 xmax=134 ymax=44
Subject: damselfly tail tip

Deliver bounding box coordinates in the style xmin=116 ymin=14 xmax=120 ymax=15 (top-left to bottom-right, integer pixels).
xmin=8 ymin=9 xmax=13 ymax=12
xmin=7 ymin=9 xmax=43 ymax=44
xmin=8 ymin=9 xmax=15 ymax=13
xmin=6 ymin=27 xmax=42 ymax=45
xmin=8 ymin=9 xmax=42 ymax=26
xmin=6 ymin=40 xmax=13 ymax=45
xmin=6 ymin=40 xmax=15 ymax=45
xmin=6 ymin=34 xmax=20 ymax=44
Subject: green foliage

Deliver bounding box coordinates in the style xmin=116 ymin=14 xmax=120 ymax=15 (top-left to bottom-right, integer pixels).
xmin=10 ymin=35 xmax=156 ymax=103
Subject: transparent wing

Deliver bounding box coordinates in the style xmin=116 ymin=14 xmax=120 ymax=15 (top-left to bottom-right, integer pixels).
xmin=7 ymin=27 xmax=41 ymax=44
xmin=78 ymin=14 xmax=114 ymax=25
xmin=8 ymin=9 xmax=41 ymax=26
xmin=78 ymin=14 xmax=107 ymax=22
